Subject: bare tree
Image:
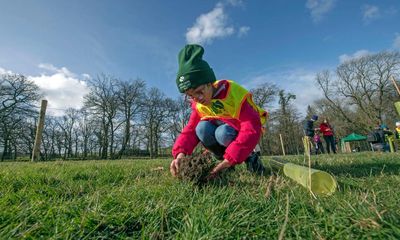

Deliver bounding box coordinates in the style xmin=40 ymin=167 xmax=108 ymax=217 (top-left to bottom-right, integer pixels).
xmin=250 ymin=82 xmax=278 ymax=109
xmin=116 ymin=79 xmax=145 ymax=158
xmin=42 ymin=116 xmax=60 ymax=160
xmin=57 ymin=108 xmax=80 ymax=159
xmin=275 ymin=90 xmax=301 ymax=155
xmin=316 ymin=51 xmax=400 ymax=131
xmin=0 ymin=73 xmax=40 ymax=161
xmin=84 ymin=74 xmax=119 ymax=159
xmin=0 ymin=113 xmax=23 ymax=160
xmin=0 ymin=74 xmax=40 ymax=120
xmin=141 ymin=88 xmax=175 ymax=158
xmin=168 ymin=96 xmax=192 ymax=143
xmin=249 ymin=83 xmax=278 ymax=154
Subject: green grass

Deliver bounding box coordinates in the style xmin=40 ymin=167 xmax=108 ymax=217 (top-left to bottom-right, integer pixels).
xmin=0 ymin=153 xmax=400 ymax=239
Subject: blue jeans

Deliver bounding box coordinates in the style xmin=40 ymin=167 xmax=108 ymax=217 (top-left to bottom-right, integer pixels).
xmin=195 ymin=120 xmax=238 ymax=159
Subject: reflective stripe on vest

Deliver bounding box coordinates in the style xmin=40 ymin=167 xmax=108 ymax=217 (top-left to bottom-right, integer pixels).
xmin=195 ymin=80 xmax=267 ymax=125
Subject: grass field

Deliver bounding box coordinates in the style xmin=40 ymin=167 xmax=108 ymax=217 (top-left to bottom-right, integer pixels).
xmin=1 ymin=153 xmax=400 ymax=239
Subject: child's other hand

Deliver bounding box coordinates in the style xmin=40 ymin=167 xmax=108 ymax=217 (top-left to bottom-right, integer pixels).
xmin=170 ymin=153 xmax=185 ymax=176
xmin=208 ymin=159 xmax=232 ymax=179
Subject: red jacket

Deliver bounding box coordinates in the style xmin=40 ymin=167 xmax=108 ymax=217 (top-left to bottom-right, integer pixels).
xmin=172 ymin=80 xmax=262 ymax=165
xmin=319 ymin=123 xmax=334 ymax=136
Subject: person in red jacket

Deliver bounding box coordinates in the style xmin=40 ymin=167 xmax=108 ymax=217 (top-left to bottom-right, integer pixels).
xmin=170 ymin=44 xmax=267 ymax=178
xmin=319 ymin=118 xmax=336 ymax=154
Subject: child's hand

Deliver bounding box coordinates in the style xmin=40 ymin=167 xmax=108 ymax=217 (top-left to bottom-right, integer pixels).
xmin=170 ymin=153 xmax=185 ymax=176
xmin=208 ymin=159 xmax=232 ymax=179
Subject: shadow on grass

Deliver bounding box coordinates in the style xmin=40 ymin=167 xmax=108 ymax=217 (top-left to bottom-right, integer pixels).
xmin=315 ymin=162 xmax=400 ymax=178
xmin=314 ymin=162 xmax=400 ymax=192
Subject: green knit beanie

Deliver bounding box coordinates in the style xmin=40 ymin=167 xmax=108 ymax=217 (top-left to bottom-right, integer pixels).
xmin=176 ymin=44 xmax=216 ymax=93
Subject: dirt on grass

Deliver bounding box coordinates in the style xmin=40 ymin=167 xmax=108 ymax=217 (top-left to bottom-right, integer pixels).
xmin=177 ymin=153 xmax=217 ymax=184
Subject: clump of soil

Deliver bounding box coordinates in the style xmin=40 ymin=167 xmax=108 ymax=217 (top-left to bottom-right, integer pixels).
xmin=178 ymin=153 xmax=217 ymax=184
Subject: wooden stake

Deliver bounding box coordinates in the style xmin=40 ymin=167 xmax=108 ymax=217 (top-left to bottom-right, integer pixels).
xmin=391 ymin=76 xmax=400 ymax=96
xmin=279 ymin=134 xmax=286 ymax=156
xmin=31 ymin=100 xmax=48 ymax=162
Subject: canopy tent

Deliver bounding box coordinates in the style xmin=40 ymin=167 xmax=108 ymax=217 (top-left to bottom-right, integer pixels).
xmin=340 ymin=133 xmax=368 ymax=153
xmin=341 ymin=133 xmax=367 ymax=142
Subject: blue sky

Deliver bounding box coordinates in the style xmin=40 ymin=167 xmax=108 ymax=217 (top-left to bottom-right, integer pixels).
xmin=0 ymin=0 xmax=399 ymax=114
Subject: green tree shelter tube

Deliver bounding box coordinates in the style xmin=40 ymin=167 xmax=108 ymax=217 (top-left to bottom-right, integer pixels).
xmin=268 ymin=158 xmax=337 ymax=196
xmin=395 ymin=101 xmax=400 ymax=117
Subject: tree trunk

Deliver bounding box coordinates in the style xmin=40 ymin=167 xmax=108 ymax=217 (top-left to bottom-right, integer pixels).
xmin=1 ymin=138 xmax=8 ymax=161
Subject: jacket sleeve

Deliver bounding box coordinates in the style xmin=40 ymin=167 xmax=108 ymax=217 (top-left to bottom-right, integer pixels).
xmin=223 ymin=101 xmax=261 ymax=165
xmin=319 ymin=123 xmax=326 ymax=133
xmin=171 ymin=107 xmax=201 ymax=159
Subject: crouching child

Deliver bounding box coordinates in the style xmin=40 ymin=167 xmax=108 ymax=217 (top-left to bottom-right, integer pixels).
xmin=170 ymin=44 xmax=268 ymax=179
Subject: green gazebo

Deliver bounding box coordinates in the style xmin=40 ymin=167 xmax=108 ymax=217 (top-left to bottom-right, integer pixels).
xmin=340 ymin=133 xmax=368 ymax=153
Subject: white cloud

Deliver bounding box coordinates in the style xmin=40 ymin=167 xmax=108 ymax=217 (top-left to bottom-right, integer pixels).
xmin=393 ymin=33 xmax=400 ymax=49
xmin=226 ymin=0 xmax=243 ymax=7
xmin=29 ymin=64 xmax=90 ymax=116
xmin=244 ymin=68 xmax=323 ymax=115
xmin=238 ymin=26 xmax=250 ymax=37
xmin=362 ymin=5 xmax=380 ymax=23
xmin=362 ymin=4 xmax=380 ymax=24
xmin=306 ymin=0 xmax=336 ymax=23
xmin=38 ymin=63 xmax=75 ymax=78
xmin=0 ymin=67 xmax=13 ymax=75
xmin=339 ymin=50 xmax=371 ymax=63
xmin=185 ymin=3 xmax=235 ymax=45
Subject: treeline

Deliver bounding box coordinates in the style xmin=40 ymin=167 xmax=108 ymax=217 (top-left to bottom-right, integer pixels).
xmin=0 ymin=50 xmax=399 ymax=161
xmin=252 ymin=51 xmax=399 ymax=155
xmin=0 ymin=73 xmax=193 ymax=161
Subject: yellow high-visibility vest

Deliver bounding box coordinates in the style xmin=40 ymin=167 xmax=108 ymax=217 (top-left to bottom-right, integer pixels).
xmin=195 ymin=80 xmax=267 ymax=125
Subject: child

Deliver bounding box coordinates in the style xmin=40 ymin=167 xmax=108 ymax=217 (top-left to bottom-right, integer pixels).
xmin=313 ymin=130 xmax=324 ymax=155
xmin=170 ymin=44 xmax=268 ymax=178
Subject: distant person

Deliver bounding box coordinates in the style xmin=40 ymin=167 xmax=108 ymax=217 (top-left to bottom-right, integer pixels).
xmin=367 ymin=125 xmax=387 ymax=152
xmin=304 ymin=115 xmax=318 ymax=138
xmin=313 ymin=130 xmax=324 ymax=155
xmin=380 ymin=124 xmax=389 ymax=131
xmin=319 ymin=118 xmax=336 ymax=154
xmin=170 ymin=44 xmax=268 ymax=179
xmin=381 ymin=124 xmax=395 ymax=152
xmin=395 ymin=122 xmax=400 ymax=139
xmin=303 ymin=115 xmax=318 ymax=154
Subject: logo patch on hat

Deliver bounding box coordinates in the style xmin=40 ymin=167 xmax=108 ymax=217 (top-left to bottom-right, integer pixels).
xmin=179 ymin=76 xmax=185 ymax=82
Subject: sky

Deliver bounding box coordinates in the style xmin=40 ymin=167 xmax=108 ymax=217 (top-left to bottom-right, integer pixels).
xmin=0 ymin=0 xmax=399 ymax=115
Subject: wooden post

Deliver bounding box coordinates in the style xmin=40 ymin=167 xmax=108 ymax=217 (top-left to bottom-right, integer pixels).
xmin=31 ymin=100 xmax=48 ymax=162
xmin=370 ymin=143 xmax=375 ymax=152
xmin=303 ymin=136 xmax=310 ymax=158
xmin=344 ymin=142 xmax=351 ymax=153
xmin=279 ymin=134 xmax=286 ymax=156
xmin=391 ymin=76 xmax=400 ymax=96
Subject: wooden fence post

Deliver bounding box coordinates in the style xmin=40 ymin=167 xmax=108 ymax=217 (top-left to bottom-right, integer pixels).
xmin=279 ymin=134 xmax=286 ymax=156
xmin=391 ymin=76 xmax=400 ymax=96
xmin=31 ymin=100 xmax=48 ymax=162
